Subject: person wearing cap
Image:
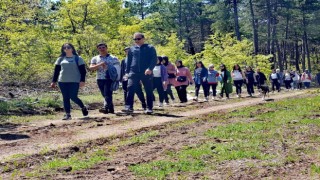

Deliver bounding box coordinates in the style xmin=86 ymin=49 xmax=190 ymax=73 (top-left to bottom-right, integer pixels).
xmin=120 ymin=47 xmax=147 ymax=111
xmin=89 ymin=42 xmax=120 ymax=114
xmin=123 ymin=32 xmax=157 ymax=114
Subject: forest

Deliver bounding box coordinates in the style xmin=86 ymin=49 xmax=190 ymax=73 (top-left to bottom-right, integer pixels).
xmin=0 ymin=0 xmax=319 ymax=86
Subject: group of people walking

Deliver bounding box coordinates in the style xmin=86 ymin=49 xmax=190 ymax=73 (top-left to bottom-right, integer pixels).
xmin=51 ymin=32 xmax=316 ymax=120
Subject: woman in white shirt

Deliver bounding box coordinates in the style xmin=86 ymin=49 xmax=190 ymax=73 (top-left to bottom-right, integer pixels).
xmin=232 ymin=64 xmax=245 ymax=98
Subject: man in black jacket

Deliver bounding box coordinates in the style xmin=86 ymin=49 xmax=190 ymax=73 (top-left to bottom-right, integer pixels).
xmin=121 ymin=47 xmax=146 ymax=111
xmin=123 ymin=33 xmax=157 ymax=114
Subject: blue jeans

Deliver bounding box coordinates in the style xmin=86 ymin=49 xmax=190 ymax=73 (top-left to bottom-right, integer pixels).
xmin=97 ymin=79 xmax=114 ymax=110
xmin=58 ymin=82 xmax=85 ymax=114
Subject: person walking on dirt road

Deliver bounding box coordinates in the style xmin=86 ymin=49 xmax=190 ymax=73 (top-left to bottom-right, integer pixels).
xmin=174 ymin=60 xmax=194 ymax=103
xmin=123 ymin=32 xmax=158 ymax=114
xmin=51 ymin=43 xmax=88 ymax=120
xmin=162 ymin=56 xmax=176 ymax=105
xmin=89 ymin=43 xmax=121 ymax=114
xmin=219 ymin=64 xmax=232 ymax=99
xmin=120 ymin=47 xmax=147 ymax=112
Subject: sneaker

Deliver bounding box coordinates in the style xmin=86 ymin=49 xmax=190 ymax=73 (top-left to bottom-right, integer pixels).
xmin=165 ymin=102 xmax=169 ymax=106
xmin=193 ymin=97 xmax=198 ymax=101
xmin=82 ymin=107 xmax=89 ymax=116
xmin=204 ymin=97 xmax=208 ymax=102
xmin=62 ymin=114 xmax=71 ymax=120
xmin=212 ymin=96 xmax=216 ymax=100
xmin=108 ymin=109 xmax=115 ymax=114
xmin=145 ymin=108 xmax=153 ymax=114
xmin=121 ymin=107 xmax=133 ymax=113
xmin=236 ymin=94 xmax=239 ymax=98
xmin=99 ymin=107 xmax=108 ymax=114
xmin=159 ymin=103 xmax=163 ymax=107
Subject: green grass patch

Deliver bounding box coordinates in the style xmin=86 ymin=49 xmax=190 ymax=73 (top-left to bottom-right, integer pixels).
xmin=26 ymin=149 xmax=108 ymax=177
xmin=120 ymin=130 xmax=159 ymax=146
xmin=311 ymin=163 xmax=320 ymax=174
xmin=130 ymin=95 xmax=320 ymax=179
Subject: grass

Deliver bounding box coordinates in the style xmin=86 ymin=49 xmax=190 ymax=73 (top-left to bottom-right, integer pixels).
xmin=25 ymin=149 xmax=108 ymax=177
xmin=120 ymin=130 xmax=159 ymax=146
xmin=129 ymin=95 xmax=320 ymax=179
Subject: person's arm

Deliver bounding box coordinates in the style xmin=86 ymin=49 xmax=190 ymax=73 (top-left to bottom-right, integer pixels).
xmin=52 ymin=65 xmax=61 ymax=83
xmin=147 ymin=46 xmax=157 ymax=72
xmin=168 ymin=64 xmax=176 ymax=74
xmin=125 ymin=49 xmax=133 ymax=74
xmin=89 ymin=57 xmax=105 ymax=71
xmin=187 ymin=68 xmax=194 ymax=84
xmin=79 ymin=64 xmax=86 ymax=82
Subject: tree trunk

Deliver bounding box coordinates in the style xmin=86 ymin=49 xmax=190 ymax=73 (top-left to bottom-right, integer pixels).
xmin=302 ymin=13 xmax=311 ymax=72
xmin=232 ymin=0 xmax=241 ymax=41
xmin=140 ymin=0 xmax=144 ymax=19
xmin=266 ymin=0 xmax=272 ymax=54
xmin=295 ymin=34 xmax=300 ymax=72
xmin=178 ymin=0 xmax=182 ymax=41
xmin=249 ymin=0 xmax=258 ymax=54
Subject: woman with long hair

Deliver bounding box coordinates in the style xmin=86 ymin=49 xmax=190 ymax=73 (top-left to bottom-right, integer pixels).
xmin=51 ymin=43 xmax=88 ymax=120
xmin=162 ymin=56 xmax=176 ymax=104
xmin=232 ymin=64 xmax=245 ymax=98
xmin=193 ymin=61 xmax=209 ymax=101
xmin=219 ymin=64 xmax=232 ymax=99
xmin=153 ymin=56 xmax=168 ymax=107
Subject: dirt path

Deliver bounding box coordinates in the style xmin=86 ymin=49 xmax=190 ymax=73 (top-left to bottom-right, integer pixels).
xmin=0 ymin=91 xmax=306 ymax=161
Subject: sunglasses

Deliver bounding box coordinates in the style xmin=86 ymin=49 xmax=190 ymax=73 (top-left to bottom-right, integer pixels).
xmin=98 ymin=46 xmax=106 ymax=49
xmin=63 ymin=46 xmax=72 ymax=50
xmin=133 ymin=38 xmax=143 ymax=41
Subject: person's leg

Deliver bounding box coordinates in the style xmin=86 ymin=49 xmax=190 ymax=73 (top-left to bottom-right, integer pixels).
xmin=127 ymin=74 xmax=140 ymax=110
xmin=181 ymin=85 xmax=188 ymax=102
xmin=157 ymin=80 xmax=165 ymax=104
xmin=69 ymin=82 xmax=85 ymax=108
xmin=246 ymin=81 xmax=252 ymax=96
xmin=195 ymin=84 xmax=200 ymax=98
xmin=234 ymin=80 xmax=240 ymax=95
xmin=135 ymin=82 xmax=147 ymax=109
xmin=250 ymin=82 xmax=254 ymax=94
xmin=212 ymin=84 xmax=217 ymax=97
xmin=276 ymin=81 xmax=280 ymax=91
xmin=141 ymin=74 xmax=154 ymax=110
xmin=272 ymin=80 xmax=276 ymax=91
xmin=175 ymin=86 xmax=182 ymax=102
xmin=202 ymin=83 xmax=209 ymax=98
xmin=122 ymin=80 xmax=128 ymax=105
xmin=104 ymin=79 xmax=114 ymax=112
xmin=167 ymin=84 xmax=175 ymax=100
xmin=97 ymin=80 xmax=107 ymax=107
xmin=58 ymin=82 xmax=71 ymax=114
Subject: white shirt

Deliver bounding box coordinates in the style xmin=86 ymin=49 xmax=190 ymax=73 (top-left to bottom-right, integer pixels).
xmin=153 ymin=66 xmax=161 ymax=77
xmin=271 ymin=73 xmax=278 ymax=80
xmin=232 ymin=70 xmax=243 ymax=80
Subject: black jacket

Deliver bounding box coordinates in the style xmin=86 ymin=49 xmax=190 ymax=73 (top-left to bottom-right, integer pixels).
xmin=125 ymin=44 xmax=157 ymax=74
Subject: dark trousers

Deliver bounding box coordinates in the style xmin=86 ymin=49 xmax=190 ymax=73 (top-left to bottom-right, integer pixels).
xmin=175 ymin=85 xmax=188 ymax=102
xmin=127 ymin=73 xmax=153 ymax=110
xmin=220 ymin=83 xmax=229 ymax=98
xmin=122 ymin=80 xmax=146 ymax=109
xmin=195 ymin=83 xmax=208 ymax=97
xmin=164 ymin=84 xmax=175 ymax=103
xmin=271 ymin=79 xmax=280 ymax=91
xmin=153 ymin=77 xmax=165 ymax=103
xmin=284 ymin=80 xmax=291 ymax=89
xmin=208 ymin=83 xmax=217 ymax=97
xmin=233 ymin=80 xmax=243 ymax=95
xmin=97 ymin=79 xmax=114 ymax=111
xmin=58 ymin=82 xmax=85 ymax=114
xmin=246 ymin=81 xmax=254 ymax=95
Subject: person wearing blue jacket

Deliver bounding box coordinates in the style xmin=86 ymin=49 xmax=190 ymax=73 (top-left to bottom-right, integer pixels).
xmin=207 ymin=64 xmax=219 ymax=100
xmin=194 ymin=61 xmax=209 ymax=101
xmin=123 ymin=32 xmax=157 ymax=114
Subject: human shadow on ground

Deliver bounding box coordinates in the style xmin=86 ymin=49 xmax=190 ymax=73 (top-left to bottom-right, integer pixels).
xmin=0 ymin=133 xmax=30 ymax=141
xmin=0 ymin=123 xmax=20 ymax=133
